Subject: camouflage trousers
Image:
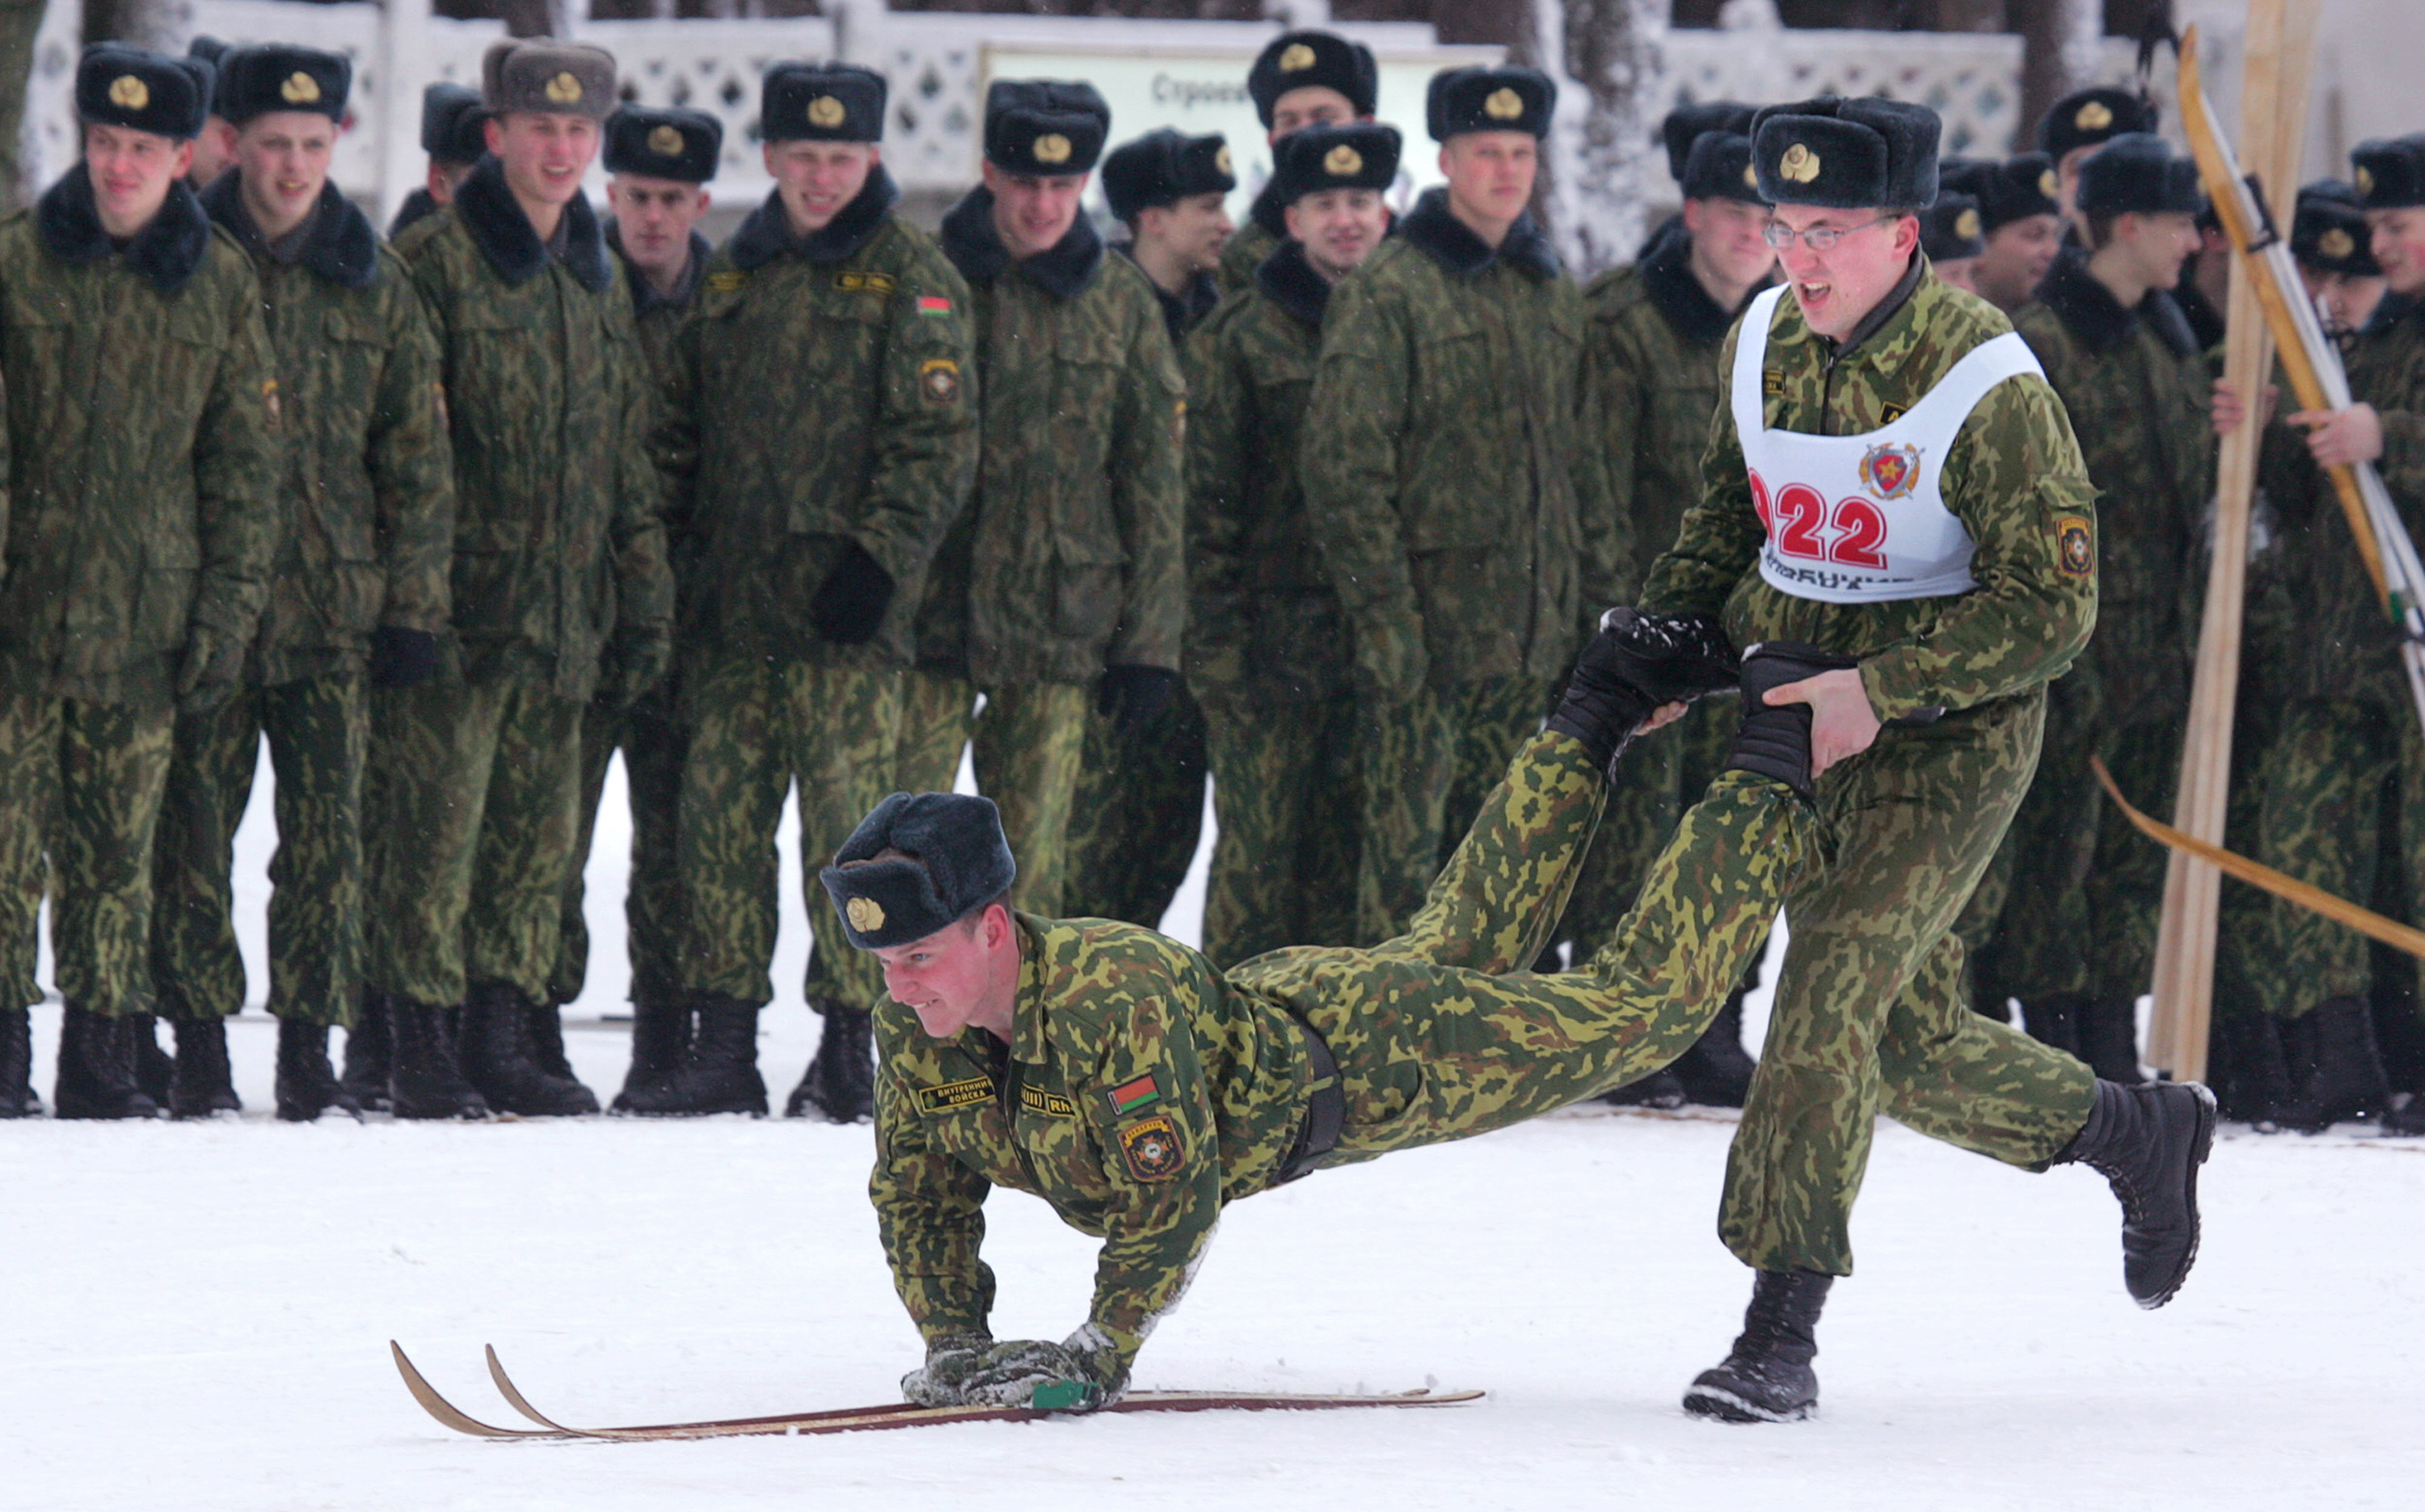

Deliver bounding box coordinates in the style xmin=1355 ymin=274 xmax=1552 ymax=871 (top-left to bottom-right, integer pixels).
xmin=362 ymin=676 xmax=583 ymax=1008
xmin=1350 ymin=676 xmax=1546 ymax=945
xmin=1543 ymin=692 xmax=1743 ymax=962
xmin=681 ymin=651 xmax=900 ymax=1013
xmin=550 ymin=685 xmax=687 ymax=1010
xmin=150 ymin=674 xmax=367 ymax=1025
xmin=1967 ymin=679 xmax=2182 ymax=1007
xmin=1723 ymin=690 xmax=2099 ymax=1276
xmin=1232 ymin=734 xmax=1814 ymax=1166
xmin=1064 ymin=685 xmax=1207 ymax=929
xmin=2237 ymin=697 xmax=2407 ymax=1015
xmin=1197 ymin=689 xmax=1360 ymax=969
xmin=0 ymin=693 xmax=172 ymax=1016
xmin=896 ymin=670 xmax=1089 ymax=916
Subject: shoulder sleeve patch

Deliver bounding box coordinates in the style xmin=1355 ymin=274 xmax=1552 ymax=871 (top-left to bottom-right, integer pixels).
xmin=836 ymin=270 xmax=899 ymax=296
xmin=1018 ymin=1084 xmax=1078 ymax=1118
xmin=917 ymin=1075 xmax=995 ymax=1113
xmin=2056 ymin=514 xmax=2094 ymax=579
xmin=707 ymin=271 xmax=748 ymax=294
xmin=1116 ymin=1114 xmax=1187 ymax=1181
xmin=1103 ymin=1073 xmax=1162 ymax=1118
xmin=918 ymin=356 xmax=961 ymax=405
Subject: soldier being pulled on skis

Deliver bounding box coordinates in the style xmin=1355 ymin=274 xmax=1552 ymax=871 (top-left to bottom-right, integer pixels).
xmin=0 ymin=6 xmax=2421 ymax=1433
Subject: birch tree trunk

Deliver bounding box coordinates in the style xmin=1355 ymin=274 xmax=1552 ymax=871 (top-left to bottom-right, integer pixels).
xmin=1549 ymin=0 xmax=1668 ymax=278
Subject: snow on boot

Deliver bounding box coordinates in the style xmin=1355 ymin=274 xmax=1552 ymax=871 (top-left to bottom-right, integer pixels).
xmin=341 ymin=991 xmax=394 ymax=1113
xmin=1672 ymin=988 xmax=1758 ymax=1107
xmin=387 ymin=996 xmax=490 ymax=1121
xmin=2054 ymin=1078 xmax=2216 ymax=1308
xmin=2273 ymin=996 xmax=2392 ymax=1133
xmin=1684 ymin=1270 xmax=1833 ymax=1423
xmin=621 ymin=994 xmax=765 ymax=1116
xmin=2018 ymin=991 xmax=2086 ymax=1059
xmin=528 ymin=1001 xmax=576 ymax=1081
xmin=1600 ymin=1067 xmax=1687 ymax=1110
xmin=129 ymin=1013 xmax=174 ymax=1106
xmin=0 ymin=1005 xmax=40 ymax=1117
xmin=459 ymin=981 xmax=598 ymax=1117
xmin=2079 ymin=996 xmax=2142 ymax=1084
xmin=2210 ymin=1011 xmax=2291 ymax=1128
xmin=1548 ymin=609 xmax=1737 ymax=777
xmin=787 ymin=1003 xmax=875 ymax=1122
xmin=53 ymin=1007 xmax=159 ymax=1120
xmin=609 ymin=998 xmax=693 ymax=1114
xmin=167 ymin=1016 xmax=242 ymax=1119
xmin=273 ymin=1019 xmax=361 ymax=1122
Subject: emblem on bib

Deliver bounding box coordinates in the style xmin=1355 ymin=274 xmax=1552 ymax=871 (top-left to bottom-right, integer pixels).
xmin=1858 ymin=442 xmax=1921 ymax=501
xmin=2056 ymin=515 xmax=2094 ymax=578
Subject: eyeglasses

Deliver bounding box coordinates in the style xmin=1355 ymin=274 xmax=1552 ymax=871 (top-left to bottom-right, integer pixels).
xmin=1761 ymin=214 xmax=1897 ymax=252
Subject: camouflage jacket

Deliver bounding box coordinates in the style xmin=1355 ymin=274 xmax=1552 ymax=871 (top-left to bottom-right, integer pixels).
xmin=916 ymin=188 xmax=1185 ymax=688
xmin=657 ymin=174 xmax=976 ymax=668
xmin=202 ymin=175 xmax=453 ymax=687
xmin=1581 ymin=223 xmax=1770 ymax=609
xmin=1185 ymin=239 xmax=1352 ymax=705
xmin=2257 ymin=293 xmax=2425 ymax=708
xmin=394 ymin=158 xmax=673 ymax=701
xmin=0 ymin=171 xmax=280 ymax=706
xmin=1640 ymin=260 xmax=2098 ymax=718
xmin=607 ymin=219 xmax=708 ymax=382
xmin=1213 ymin=183 xmax=1284 ymax=296
xmin=1301 ymin=189 xmax=1608 ymax=699
xmin=2012 ymin=251 xmax=2212 ymax=725
xmin=871 ymin=912 xmax=1318 ymax=1377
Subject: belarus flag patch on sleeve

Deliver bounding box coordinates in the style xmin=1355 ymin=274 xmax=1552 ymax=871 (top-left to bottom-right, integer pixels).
xmin=1103 ymin=1074 xmax=1162 ymax=1117
xmin=917 ymin=295 xmax=954 ymax=317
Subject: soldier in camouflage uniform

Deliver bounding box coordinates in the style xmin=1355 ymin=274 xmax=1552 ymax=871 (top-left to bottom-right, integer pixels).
xmin=1216 ymin=30 xmax=1377 ymax=297
xmin=1555 ymin=120 xmax=1775 ymax=1108
xmin=550 ymin=103 xmax=719 ymax=1113
xmin=1966 ymin=136 xmax=2214 ymax=1087
xmin=388 ymin=83 xmax=487 ymax=241
xmin=0 ymin=45 xmax=280 ymax=1122
xmin=1187 ymin=123 xmax=1399 ymax=967
xmin=1303 ymin=65 xmax=1611 ymax=946
xmin=146 ymin=46 xmax=454 ymax=1122
xmin=830 ymin=616 xmax=2211 ymax=1415
xmin=641 ymin=63 xmax=976 ymax=1122
xmin=371 ymin=39 xmax=673 ymax=1120
xmin=1060 ymin=128 xmax=1234 ymax=931
xmin=1637 ymin=98 xmax=2213 ymax=1423
xmin=1938 ymin=153 xmax=2064 ymax=316
xmin=2227 ymin=134 xmax=2425 ymax=1135
xmin=900 ymin=81 xmax=1185 ymax=920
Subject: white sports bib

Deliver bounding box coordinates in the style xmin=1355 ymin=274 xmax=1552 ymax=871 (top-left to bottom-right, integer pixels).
xmin=1730 ymin=284 xmax=2046 ymax=604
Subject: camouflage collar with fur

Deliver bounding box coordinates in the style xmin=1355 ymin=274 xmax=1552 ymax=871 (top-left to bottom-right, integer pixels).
xmin=1397 ymin=186 xmax=1560 ymax=280
xmin=726 ymin=166 xmax=901 ymax=272
xmin=452 ymin=154 xmax=612 ymax=292
xmin=939 ymin=184 xmax=1105 ymax=300
xmin=2035 ymin=245 xmax=2197 ymax=358
xmin=1255 ymin=236 xmax=1332 ymax=326
xmin=36 ymin=166 xmax=213 ymax=293
xmin=201 ymin=173 xmax=378 ymax=291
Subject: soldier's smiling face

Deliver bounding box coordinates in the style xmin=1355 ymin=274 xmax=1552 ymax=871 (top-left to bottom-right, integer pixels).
xmin=871 ymin=903 xmax=1022 ymax=1043
xmin=2369 ymin=207 xmax=2425 ymax=297
xmin=983 ymin=163 xmax=1089 ymax=260
xmin=1285 ymin=187 xmax=1388 ymax=279
xmin=766 ymin=139 xmax=878 ymax=237
xmin=234 ymin=110 xmax=338 ymax=240
xmin=1683 ymin=194 xmax=1778 ymax=297
xmin=82 ymin=122 xmax=193 ymax=239
xmin=486 ymin=109 xmax=601 ymax=210
xmin=1975 ymin=213 xmax=2061 ymax=311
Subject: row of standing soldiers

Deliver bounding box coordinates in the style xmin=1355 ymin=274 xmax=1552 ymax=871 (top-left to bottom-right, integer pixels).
xmin=2 ymin=27 xmax=2420 ymax=1140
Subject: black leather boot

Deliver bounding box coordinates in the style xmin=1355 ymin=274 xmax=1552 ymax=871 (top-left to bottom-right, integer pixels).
xmin=2018 ymin=991 xmax=2086 ymax=1059
xmin=2210 ymin=1011 xmax=2291 ymax=1128
xmin=1672 ymin=988 xmax=1758 ymax=1107
xmin=387 ymin=996 xmax=490 ymax=1121
xmin=168 ymin=1016 xmax=242 ymax=1119
xmin=1725 ymin=643 xmax=1858 ymax=802
xmin=458 ymin=981 xmax=598 ymax=1117
xmin=0 ymin=1006 xmax=42 ymax=1117
xmin=2052 ymin=1078 xmax=2216 ymax=1308
xmin=620 ymin=993 xmax=765 ymax=1116
xmin=53 ymin=1007 xmax=159 ymax=1119
xmin=1599 ymin=1067 xmax=1687 ymax=1110
xmin=787 ymin=1003 xmax=875 ymax=1122
xmin=129 ymin=1013 xmax=174 ymax=1106
xmin=609 ymin=997 xmax=693 ymax=1114
xmin=528 ymin=1000 xmax=576 ymax=1081
xmin=2078 ymin=995 xmax=2142 ymax=1084
xmin=1684 ymin=1270 xmax=1835 ymax=1422
xmin=2273 ymin=996 xmax=2392 ymax=1133
xmin=274 ymin=1019 xmax=362 ymax=1122
xmin=341 ymin=991 xmax=394 ymax=1113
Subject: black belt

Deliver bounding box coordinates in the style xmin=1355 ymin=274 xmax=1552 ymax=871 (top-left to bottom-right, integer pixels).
xmin=1273 ymin=1017 xmax=1343 ymax=1187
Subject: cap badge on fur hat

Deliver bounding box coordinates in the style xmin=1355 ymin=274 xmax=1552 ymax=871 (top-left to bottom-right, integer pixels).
xmin=1955 ymin=206 xmax=1981 ymax=239
xmin=647 ymin=123 xmax=682 ymax=155
xmin=2040 ymin=166 xmax=2060 ymax=197
xmin=809 ymin=95 xmax=846 ymax=128
xmin=2320 ymin=227 xmax=2355 ymax=259
xmin=545 ymin=70 xmax=582 ymax=104
xmin=2076 ymin=99 xmax=2113 ymax=132
xmin=281 ymin=70 xmax=319 ymax=104
xmin=1035 ymin=132 xmax=1071 ymax=164
xmin=1280 ymin=42 xmax=1316 ymax=71
xmin=1326 ymin=142 xmax=1363 ymax=176
xmin=846 ymin=896 xmax=886 ymax=933
xmin=1215 ymin=143 xmax=1233 ymax=175
xmin=2358 ymin=166 xmax=2376 ymax=196
xmin=1781 ymin=142 xmax=1820 ymax=183
xmin=110 ymin=74 xmax=148 ymax=110
xmin=1744 ymin=162 xmax=1761 ymax=188
xmin=1485 ymin=86 xmax=1524 ymax=120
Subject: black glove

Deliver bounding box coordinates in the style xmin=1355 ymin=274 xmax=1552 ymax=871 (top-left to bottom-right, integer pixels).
xmin=808 ymin=542 xmax=896 ymax=646
xmin=367 ymin=625 xmax=441 ymax=690
xmin=175 ymin=626 xmax=247 ymax=715
xmin=600 ymin=627 xmax=673 ymax=712
xmin=1096 ymin=664 xmax=1179 ymax=733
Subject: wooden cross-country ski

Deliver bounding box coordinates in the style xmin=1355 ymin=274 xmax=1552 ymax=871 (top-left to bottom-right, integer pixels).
xmin=390 ymin=1341 xmax=1484 ymax=1443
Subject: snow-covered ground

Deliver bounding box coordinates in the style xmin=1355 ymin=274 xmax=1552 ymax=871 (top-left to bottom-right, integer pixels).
xmin=5 ymin=748 xmax=2422 ymax=1510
